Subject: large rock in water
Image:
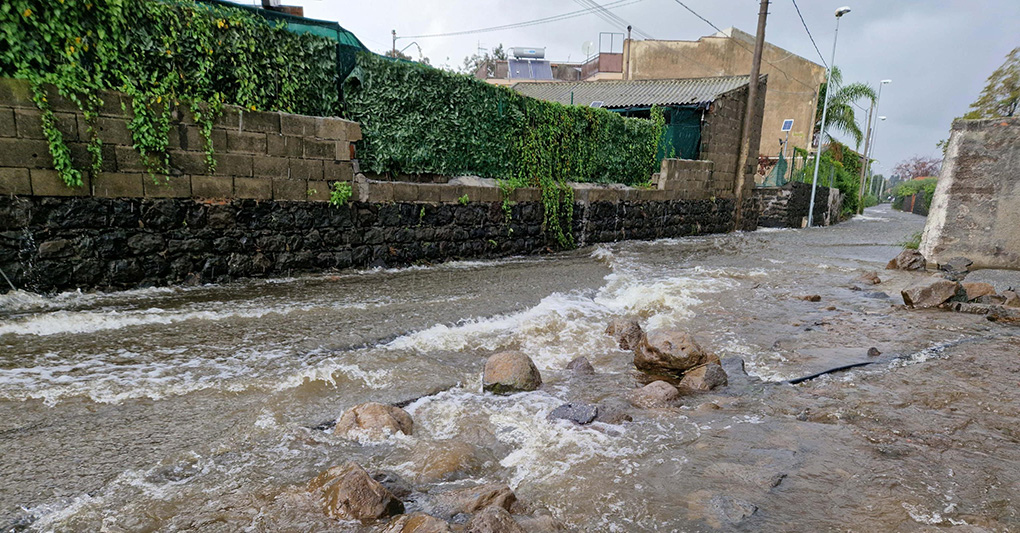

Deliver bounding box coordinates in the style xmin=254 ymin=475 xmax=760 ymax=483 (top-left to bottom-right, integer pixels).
xmin=634 ymin=331 xmax=719 ymax=376
xmin=605 ymin=318 xmax=646 ymax=350
xmin=483 ymin=351 xmax=542 ymax=394
xmin=409 ymin=440 xmax=492 ymax=483
xmin=430 ymin=483 xmax=517 ymax=519
xmin=565 ymin=356 xmax=595 ymax=375
xmin=901 ymin=278 xmax=961 ymax=308
xmin=383 ymin=513 xmax=452 ymax=533
xmin=628 ymin=380 xmax=680 ymax=408
xmin=679 ymin=363 xmax=728 ymax=391
xmin=335 ymin=402 xmax=414 ymax=438
xmin=466 ymin=506 xmax=527 ymax=533
xmin=308 ymin=462 xmax=404 ymax=521
xmin=548 ymin=402 xmax=599 ymax=425
xmin=886 ymin=249 xmax=927 ymax=271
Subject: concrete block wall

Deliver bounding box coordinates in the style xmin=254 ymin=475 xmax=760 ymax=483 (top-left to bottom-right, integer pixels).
xmin=921 ymin=117 xmax=1020 ymax=270
xmin=0 ymin=78 xmax=360 ymax=202
xmin=657 ymin=158 xmax=714 ymax=200
xmin=699 ymin=78 xmax=767 ymax=200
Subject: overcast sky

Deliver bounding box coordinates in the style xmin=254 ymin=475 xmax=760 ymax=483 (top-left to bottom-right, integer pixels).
xmin=262 ymin=0 xmax=1018 ymax=175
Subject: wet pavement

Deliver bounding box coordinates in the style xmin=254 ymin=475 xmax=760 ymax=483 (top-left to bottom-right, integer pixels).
xmin=1 ymin=204 xmax=1017 ymax=531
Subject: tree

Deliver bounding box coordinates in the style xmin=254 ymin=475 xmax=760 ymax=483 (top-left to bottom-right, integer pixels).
xmin=384 ymin=49 xmax=412 ymax=61
xmin=814 ymin=66 xmax=877 ymax=148
xmin=385 ymin=48 xmax=431 ymax=66
xmin=892 ymin=155 xmax=941 ymax=181
xmin=461 ymin=44 xmax=507 ymax=77
xmin=964 ymin=47 xmax=1020 ymax=119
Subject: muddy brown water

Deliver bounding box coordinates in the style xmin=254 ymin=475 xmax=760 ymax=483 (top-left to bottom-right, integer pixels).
xmin=1 ymin=205 xmax=1017 ymax=532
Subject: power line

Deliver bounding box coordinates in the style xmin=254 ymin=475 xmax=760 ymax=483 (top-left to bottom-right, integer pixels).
xmin=672 ymin=0 xmax=724 ymax=34
xmin=573 ymin=0 xmax=654 ymax=39
xmin=668 ymin=0 xmax=817 ymax=92
xmin=401 ymin=0 xmax=645 ymax=39
xmin=790 ymin=0 xmax=827 ymax=68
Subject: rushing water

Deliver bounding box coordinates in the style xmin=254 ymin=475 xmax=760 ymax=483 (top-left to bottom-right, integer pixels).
xmin=2 ymin=205 xmax=1018 ymax=532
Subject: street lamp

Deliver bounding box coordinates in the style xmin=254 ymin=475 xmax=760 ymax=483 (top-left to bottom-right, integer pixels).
xmin=867 ymin=115 xmax=887 ymax=195
xmin=807 ymin=6 xmax=851 ymax=228
xmin=859 ymin=80 xmax=891 ymax=211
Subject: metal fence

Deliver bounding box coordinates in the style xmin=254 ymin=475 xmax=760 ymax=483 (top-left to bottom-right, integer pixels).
xmin=759 ymin=148 xmax=839 ymax=189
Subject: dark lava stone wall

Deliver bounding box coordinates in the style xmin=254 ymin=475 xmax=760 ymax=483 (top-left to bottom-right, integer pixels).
xmin=756 ymin=181 xmax=835 ymax=229
xmin=0 ymin=196 xmax=738 ymax=293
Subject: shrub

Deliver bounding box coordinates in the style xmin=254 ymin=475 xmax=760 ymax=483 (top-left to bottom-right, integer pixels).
xmin=892 ymin=177 xmax=938 ymax=211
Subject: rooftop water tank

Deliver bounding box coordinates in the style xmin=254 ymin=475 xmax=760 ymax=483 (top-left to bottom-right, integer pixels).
xmin=512 ymin=47 xmax=545 ymax=59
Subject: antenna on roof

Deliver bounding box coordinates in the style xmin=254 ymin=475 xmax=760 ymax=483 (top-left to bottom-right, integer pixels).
xmin=582 ymin=41 xmax=596 ymax=60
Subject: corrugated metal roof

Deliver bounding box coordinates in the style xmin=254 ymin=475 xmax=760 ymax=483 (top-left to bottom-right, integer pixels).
xmin=511 ymin=75 xmax=752 ymax=108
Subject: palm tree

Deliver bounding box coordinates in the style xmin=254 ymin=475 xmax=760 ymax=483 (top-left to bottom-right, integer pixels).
xmin=815 ymin=66 xmax=877 ymax=148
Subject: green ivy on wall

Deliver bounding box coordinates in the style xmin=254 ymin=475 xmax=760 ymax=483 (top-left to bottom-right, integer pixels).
xmin=342 ymin=53 xmax=664 ymax=247
xmin=0 ymin=0 xmax=339 ymax=186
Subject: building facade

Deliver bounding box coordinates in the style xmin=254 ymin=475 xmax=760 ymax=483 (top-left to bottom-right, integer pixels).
xmin=623 ymin=28 xmax=825 ymax=154
xmin=478 ymin=28 xmax=824 ymax=156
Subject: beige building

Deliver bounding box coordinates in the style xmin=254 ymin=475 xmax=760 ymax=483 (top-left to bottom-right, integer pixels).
xmin=478 ymin=28 xmax=825 ymax=156
xmin=623 ymin=28 xmax=826 ymax=154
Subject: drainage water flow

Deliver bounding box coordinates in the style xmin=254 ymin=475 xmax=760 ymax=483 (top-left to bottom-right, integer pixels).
xmin=1 ymin=205 xmax=1017 ymax=531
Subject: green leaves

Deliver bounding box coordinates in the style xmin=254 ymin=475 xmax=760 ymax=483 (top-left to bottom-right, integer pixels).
xmin=343 ymin=53 xmax=662 ymax=248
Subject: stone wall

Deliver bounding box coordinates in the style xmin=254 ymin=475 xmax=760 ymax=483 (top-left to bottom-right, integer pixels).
xmin=0 ymin=78 xmax=754 ymax=293
xmin=755 ymin=181 xmax=841 ymax=228
xmin=0 ymin=78 xmax=359 ymax=202
xmin=920 ymin=118 xmax=1020 ymax=270
xmin=0 ymin=194 xmax=738 ymax=293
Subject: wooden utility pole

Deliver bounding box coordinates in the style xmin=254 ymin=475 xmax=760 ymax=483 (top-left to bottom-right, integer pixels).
xmin=392 ymin=30 xmax=397 ymax=57
xmin=857 ymin=101 xmax=874 ymax=213
xmin=732 ymin=0 xmax=769 ymax=231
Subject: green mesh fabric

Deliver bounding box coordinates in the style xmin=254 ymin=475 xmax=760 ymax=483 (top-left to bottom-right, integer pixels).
xmin=196 ymin=0 xmax=367 ymax=79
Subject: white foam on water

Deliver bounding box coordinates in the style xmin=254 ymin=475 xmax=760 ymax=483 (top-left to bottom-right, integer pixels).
xmin=0 ymin=347 xmax=389 ymax=405
xmin=383 ymin=266 xmax=732 ymax=370
xmin=0 ymin=306 xmax=289 ymax=337
xmin=405 ymin=389 xmax=635 ymax=489
xmin=347 ymin=256 xmax=524 ymax=277
xmin=0 ymin=285 xmax=203 ymax=314
xmin=271 ymin=358 xmax=392 ymax=391
xmin=901 ymin=502 xmax=968 ymax=526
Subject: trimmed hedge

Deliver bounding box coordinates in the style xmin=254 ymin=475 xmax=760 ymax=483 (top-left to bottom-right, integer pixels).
xmin=342 ymin=53 xmax=663 ymax=186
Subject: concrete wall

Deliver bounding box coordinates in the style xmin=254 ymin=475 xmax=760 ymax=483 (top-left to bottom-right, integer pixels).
xmin=625 ymin=28 xmax=825 ymax=155
xmin=920 ymin=118 xmax=1020 ymax=270
xmin=755 ymin=181 xmax=842 ymax=228
xmin=0 ymin=78 xmax=360 ymax=202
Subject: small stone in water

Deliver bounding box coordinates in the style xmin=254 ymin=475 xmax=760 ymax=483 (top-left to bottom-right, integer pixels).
xmin=867 ymin=347 xmax=882 ymax=357
xmin=548 ymin=403 xmax=599 ymax=425
xmin=799 ymin=294 xmax=821 ymax=302
xmin=565 ymin=356 xmax=595 ymax=375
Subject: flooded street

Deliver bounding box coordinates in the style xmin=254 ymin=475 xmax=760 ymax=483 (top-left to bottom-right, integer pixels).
xmin=2 ymin=204 xmax=1017 ymax=532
